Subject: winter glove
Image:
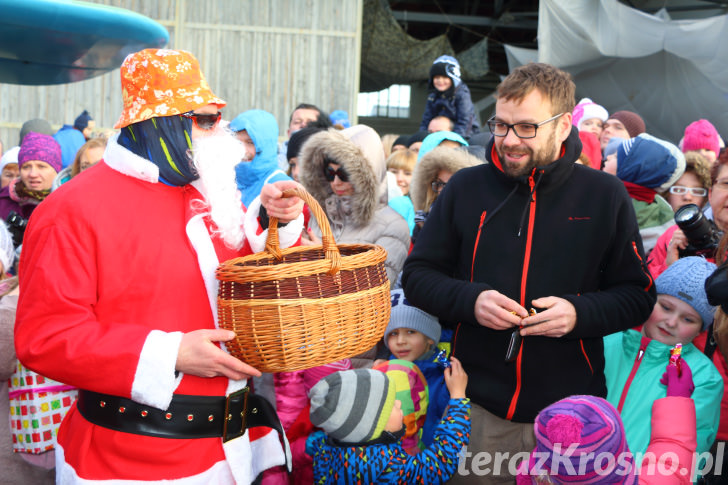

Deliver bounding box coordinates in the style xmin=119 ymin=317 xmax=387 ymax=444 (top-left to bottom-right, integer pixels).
xmin=660 ymin=359 xmax=694 ymax=398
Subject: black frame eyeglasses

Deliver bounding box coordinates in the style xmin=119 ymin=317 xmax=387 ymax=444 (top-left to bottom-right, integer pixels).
xmin=181 ymin=111 xmax=222 ymax=131
xmin=323 ymin=164 xmax=350 ymax=182
xmin=487 ymin=113 xmax=564 ymax=139
xmin=431 ymin=179 xmax=447 ymax=193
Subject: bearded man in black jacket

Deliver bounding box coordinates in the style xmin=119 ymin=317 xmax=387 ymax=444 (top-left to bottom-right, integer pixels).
xmin=402 ymin=62 xmax=656 ymax=484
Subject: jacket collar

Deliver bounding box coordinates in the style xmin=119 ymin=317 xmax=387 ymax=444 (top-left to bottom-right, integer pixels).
xmin=486 ymin=125 xmax=582 ymax=190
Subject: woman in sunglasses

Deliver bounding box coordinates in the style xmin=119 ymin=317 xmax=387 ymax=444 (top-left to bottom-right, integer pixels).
xmin=298 ymin=125 xmax=410 ymax=287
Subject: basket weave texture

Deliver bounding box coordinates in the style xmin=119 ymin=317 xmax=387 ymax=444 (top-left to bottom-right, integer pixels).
xmin=216 ymin=187 xmax=391 ymax=372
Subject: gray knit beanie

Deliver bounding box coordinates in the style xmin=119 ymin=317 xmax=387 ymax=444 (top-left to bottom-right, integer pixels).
xmin=19 ymin=118 xmax=53 ymax=145
xmin=656 ymin=256 xmax=717 ymax=329
xmin=308 ymin=369 xmax=396 ymax=444
xmin=384 ymin=289 xmax=441 ymax=349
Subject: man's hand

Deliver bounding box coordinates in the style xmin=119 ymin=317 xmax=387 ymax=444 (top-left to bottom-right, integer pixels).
xmin=176 ymin=329 xmax=261 ymax=381
xmin=444 ymin=356 xmax=468 ymax=400
xmin=260 ymin=180 xmax=304 ymax=223
xmin=519 ymin=296 xmax=577 ymax=337
xmin=474 ymin=289 xmax=528 ymax=330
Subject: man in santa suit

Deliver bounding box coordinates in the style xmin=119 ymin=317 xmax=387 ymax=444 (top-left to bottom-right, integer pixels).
xmin=14 ymin=48 xmax=305 ymax=484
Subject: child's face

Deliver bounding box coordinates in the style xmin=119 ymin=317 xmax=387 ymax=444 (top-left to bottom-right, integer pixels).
xmin=432 ymin=75 xmax=453 ymax=92
xmin=602 ymin=153 xmax=617 ymax=175
xmin=388 ymin=167 xmax=413 ymax=195
xmin=235 ymin=130 xmax=257 ymax=162
xmin=697 ymin=148 xmax=718 ymax=165
xmin=387 ymin=328 xmax=434 ymax=361
xmin=579 ymin=117 xmax=604 ymax=138
xmin=642 ymin=294 xmax=703 ymax=346
xmin=384 ymin=399 xmax=403 ymax=432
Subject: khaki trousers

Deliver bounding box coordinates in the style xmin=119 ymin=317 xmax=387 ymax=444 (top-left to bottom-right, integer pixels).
xmin=448 ymin=401 xmax=536 ymax=484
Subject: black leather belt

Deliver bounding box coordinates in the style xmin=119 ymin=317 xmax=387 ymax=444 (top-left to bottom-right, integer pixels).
xmin=76 ymin=387 xmax=282 ymax=443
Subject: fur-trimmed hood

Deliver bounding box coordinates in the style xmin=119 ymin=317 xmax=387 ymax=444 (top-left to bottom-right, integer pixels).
xmin=299 ymin=125 xmax=387 ymax=226
xmin=410 ymin=146 xmax=484 ymax=211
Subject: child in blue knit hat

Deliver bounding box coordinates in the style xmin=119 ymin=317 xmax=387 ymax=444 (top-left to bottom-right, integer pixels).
xmin=376 ymin=289 xmax=452 ymax=447
xmin=305 ymin=363 xmax=470 ymax=484
xmin=419 ymin=55 xmax=480 ymax=138
xmin=603 ymin=256 xmax=723 ymax=458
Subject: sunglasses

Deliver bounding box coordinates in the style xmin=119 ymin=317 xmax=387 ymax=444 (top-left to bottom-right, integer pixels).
xmin=181 ymin=111 xmax=222 ymax=130
xmin=323 ymin=164 xmax=350 ymax=182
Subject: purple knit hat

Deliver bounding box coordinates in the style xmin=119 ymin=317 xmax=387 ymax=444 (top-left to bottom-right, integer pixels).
xmin=17 ymin=132 xmax=62 ymax=173
xmin=517 ymin=395 xmax=637 ymax=484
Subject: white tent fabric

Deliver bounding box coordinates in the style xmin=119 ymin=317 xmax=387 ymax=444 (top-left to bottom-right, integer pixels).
xmin=506 ymin=0 xmax=728 ymax=144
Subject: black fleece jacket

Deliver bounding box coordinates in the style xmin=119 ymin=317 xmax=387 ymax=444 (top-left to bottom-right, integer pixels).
xmin=401 ymin=126 xmax=656 ymax=422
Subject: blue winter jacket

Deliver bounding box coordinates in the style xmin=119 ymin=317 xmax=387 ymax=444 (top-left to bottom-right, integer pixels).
xmin=306 ymin=398 xmax=470 ymax=484
xmin=420 ymin=83 xmax=480 ymax=138
xmin=230 ymin=109 xmax=291 ymax=207
xmin=53 ymin=125 xmax=85 ymax=169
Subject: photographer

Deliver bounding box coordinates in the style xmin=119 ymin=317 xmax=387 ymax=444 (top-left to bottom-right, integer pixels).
xmin=0 ymin=132 xmax=62 ymax=247
xmin=649 ymin=149 xmax=728 ymax=278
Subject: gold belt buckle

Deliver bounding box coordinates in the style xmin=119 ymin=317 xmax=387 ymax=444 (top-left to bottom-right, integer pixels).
xmin=223 ymin=386 xmax=249 ymax=443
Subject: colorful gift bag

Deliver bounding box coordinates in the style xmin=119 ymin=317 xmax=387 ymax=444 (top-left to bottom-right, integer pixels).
xmin=8 ymin=361 xmax=77 ymax=454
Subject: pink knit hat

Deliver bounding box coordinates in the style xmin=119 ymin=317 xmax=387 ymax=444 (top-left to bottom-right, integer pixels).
xmin=682 ymin=119 xmax=721 ymax=158
xmin=572 ymin=98 xmax=608 ymax=130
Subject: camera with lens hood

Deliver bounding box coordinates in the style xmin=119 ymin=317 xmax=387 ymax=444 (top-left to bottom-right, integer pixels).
xmin=674 ymin=203 xmax=723 ymax=258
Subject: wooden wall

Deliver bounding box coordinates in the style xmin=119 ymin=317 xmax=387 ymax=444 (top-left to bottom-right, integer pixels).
xmin=0 ymin=0 xmax=362 ymax=148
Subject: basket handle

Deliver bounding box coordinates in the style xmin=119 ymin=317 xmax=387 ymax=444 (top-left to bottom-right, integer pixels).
xmin=266 ymin=186 xmax=341 ymax=275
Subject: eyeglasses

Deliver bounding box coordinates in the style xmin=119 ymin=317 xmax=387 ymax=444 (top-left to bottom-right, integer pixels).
xmin=181 ymin=111 xmax=222 ymax=130
xmin=431 ymin=179 xmax=447 ymax=193
xmin=487 ymin=113 xmax=564 ymax=139
xmin=669 ymin=185 xmax=707 ymax=197
xmin=323 ymin=164 xmax=349 ymax=182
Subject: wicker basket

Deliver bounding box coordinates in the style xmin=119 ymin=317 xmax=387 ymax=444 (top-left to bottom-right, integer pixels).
xmin=216 ymin=187 xmax=391 ymax=373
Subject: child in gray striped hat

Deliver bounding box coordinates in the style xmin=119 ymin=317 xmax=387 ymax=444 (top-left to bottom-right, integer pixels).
xmin=305 ymin=359 xmax=471 ymax=483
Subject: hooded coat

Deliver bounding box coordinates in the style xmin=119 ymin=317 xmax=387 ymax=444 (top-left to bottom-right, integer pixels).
xmin=416 ymin=131 xmax=468 ymax=162
xmin=410 ymin=146 xmax=484 ymax=213
xmin=299 ymin=126 xmax=410 ymax=286
xmin=231 ymin=109 xmax=291 ymax=208
xmin=419 ymin=56 xmax=480 ymax=138
xmin=403 ymin=126 xmax=656 ymax=422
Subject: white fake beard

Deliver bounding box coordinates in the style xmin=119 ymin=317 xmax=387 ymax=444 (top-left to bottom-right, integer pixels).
xmin=190 ymin=128 xmax=247 ymax=250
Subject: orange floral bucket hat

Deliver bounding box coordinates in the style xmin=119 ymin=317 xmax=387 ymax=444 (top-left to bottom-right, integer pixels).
xmin=114 ymin=49 xmax=226 ymax=129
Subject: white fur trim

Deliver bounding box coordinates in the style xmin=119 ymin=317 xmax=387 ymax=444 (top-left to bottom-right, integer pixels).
xmin=185 ymin=212 xmax=221 ymax=329
xmin=130 ymin=330 xmax=183 ymax=410
xmin=248 ymin=428 xmax=289 ymax=476
xmin=245 ymin=196 xmax=304 ymax=253
xmin=103 ymin=132 xmax=160 ymax=183
xmin=56 ymin=442 xmax=238 ymax=484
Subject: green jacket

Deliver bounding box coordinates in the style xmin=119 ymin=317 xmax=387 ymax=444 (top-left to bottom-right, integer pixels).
xmin=632 ymin=195 xmax=674 ymax=254
xmin=604 ymin=329 xmax=722 ymax=455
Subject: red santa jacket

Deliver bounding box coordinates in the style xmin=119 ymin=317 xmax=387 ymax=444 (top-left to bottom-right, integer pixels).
xmin=14 ymin=136 xmax=301 ymax=484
